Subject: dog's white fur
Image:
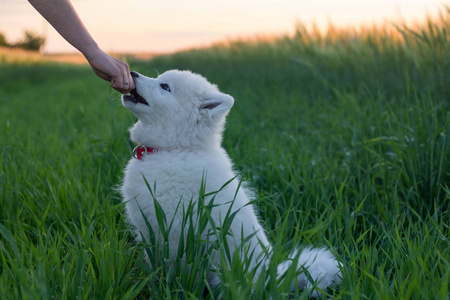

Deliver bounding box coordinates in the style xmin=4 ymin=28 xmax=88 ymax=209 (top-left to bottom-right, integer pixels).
xmin=120 ymin=70 xmax=341 ymax=295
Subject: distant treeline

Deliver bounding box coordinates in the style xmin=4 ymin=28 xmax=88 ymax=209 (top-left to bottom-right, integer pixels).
xmin=0 ymin=30 xmax=45 ymax=51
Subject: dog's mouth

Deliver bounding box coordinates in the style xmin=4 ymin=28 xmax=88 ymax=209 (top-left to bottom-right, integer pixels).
xmin=124 ymin=89 xmax=149 ymax=105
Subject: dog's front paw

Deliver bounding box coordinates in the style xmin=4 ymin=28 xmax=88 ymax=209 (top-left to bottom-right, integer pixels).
xmin=294 ymin=248 xmax=342 ymax=297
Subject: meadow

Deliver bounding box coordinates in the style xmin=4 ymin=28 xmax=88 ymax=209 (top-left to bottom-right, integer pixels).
xmin=1 ymin=9 xmax=449 ymax=299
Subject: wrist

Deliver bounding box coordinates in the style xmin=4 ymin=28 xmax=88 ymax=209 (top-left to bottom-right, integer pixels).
xmin=81 ymin=43 xmax=102 ymax=62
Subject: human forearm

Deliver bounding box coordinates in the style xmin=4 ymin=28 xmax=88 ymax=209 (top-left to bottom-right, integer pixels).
xmin=28 ymin=0 xmax=100 ymax=58
xmin=29 ymin=0 xmax=135 ymax=93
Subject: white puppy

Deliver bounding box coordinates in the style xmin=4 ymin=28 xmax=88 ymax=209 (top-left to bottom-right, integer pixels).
xmin=120 ymin=70 xmax=341 ymax=295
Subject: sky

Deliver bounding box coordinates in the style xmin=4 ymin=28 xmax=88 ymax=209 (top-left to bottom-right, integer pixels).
xmin=0 ymin=0 xmax=447 ymax=54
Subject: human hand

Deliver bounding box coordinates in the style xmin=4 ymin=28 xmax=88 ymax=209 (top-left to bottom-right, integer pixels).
xmin=84 ymin=49 xmax=135 ymax=94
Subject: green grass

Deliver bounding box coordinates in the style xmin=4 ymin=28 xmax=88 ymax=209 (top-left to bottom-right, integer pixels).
xmin=1 ymin=9 xmax=450 ymax=299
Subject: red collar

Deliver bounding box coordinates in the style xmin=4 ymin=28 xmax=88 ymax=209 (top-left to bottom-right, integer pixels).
xmin=133 ymin=146 xmax=158 ymax=160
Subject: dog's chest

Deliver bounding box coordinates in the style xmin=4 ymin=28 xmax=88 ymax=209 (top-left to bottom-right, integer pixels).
xmin=121 ymin=149 xmax=236 ymax=205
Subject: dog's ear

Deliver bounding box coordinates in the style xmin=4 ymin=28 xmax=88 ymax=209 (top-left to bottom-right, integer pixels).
xmin=200 ymin=93 xmax=234 ymax=119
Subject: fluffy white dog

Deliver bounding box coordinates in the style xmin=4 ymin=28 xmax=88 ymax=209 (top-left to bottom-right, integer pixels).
xmin=120 ymin=70 xmax=341 ymax=295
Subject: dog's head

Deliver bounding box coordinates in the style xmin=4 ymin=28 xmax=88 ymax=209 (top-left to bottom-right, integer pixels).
xmin=122 ymin=70 xmax=234 ymax=150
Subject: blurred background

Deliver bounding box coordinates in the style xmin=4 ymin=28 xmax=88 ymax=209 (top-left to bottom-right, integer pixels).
xmin=0 ymin=0 xmax=446 ymax=55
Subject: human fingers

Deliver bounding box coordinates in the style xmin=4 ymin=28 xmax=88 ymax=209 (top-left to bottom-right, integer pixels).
xmin=110 ymin=60 xmax=135 ymax=93
xmin=111 ymin=72 xmax=134 ymax=93
xmin=122 ymin=67 xmax=135 ymax=92
xmin=111 ymin=75 xmax=124 ymax=91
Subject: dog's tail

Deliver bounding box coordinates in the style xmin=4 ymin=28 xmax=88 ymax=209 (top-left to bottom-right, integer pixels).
xmin=277 ymin=247 xmax=342 ymax=297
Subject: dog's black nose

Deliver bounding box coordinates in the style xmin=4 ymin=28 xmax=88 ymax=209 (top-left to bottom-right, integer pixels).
xmin=130 ymin=71 xmax=139 ymax=78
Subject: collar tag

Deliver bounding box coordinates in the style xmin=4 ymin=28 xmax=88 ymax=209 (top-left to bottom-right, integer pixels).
xmin=133 ymin=146 xmax=157 ymax=160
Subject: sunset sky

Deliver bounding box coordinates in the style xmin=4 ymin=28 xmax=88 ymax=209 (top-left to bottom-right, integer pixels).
xmin=0 ymin=0 xmax=447 ymax=54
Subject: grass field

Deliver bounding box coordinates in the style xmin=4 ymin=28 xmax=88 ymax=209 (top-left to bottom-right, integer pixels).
xmin=1 ymin=9 xmax=449 ymax=299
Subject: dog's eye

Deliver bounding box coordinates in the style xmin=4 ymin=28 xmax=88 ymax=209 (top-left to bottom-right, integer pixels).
xmin=160 ymin=83 xmax=171 ymax=92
